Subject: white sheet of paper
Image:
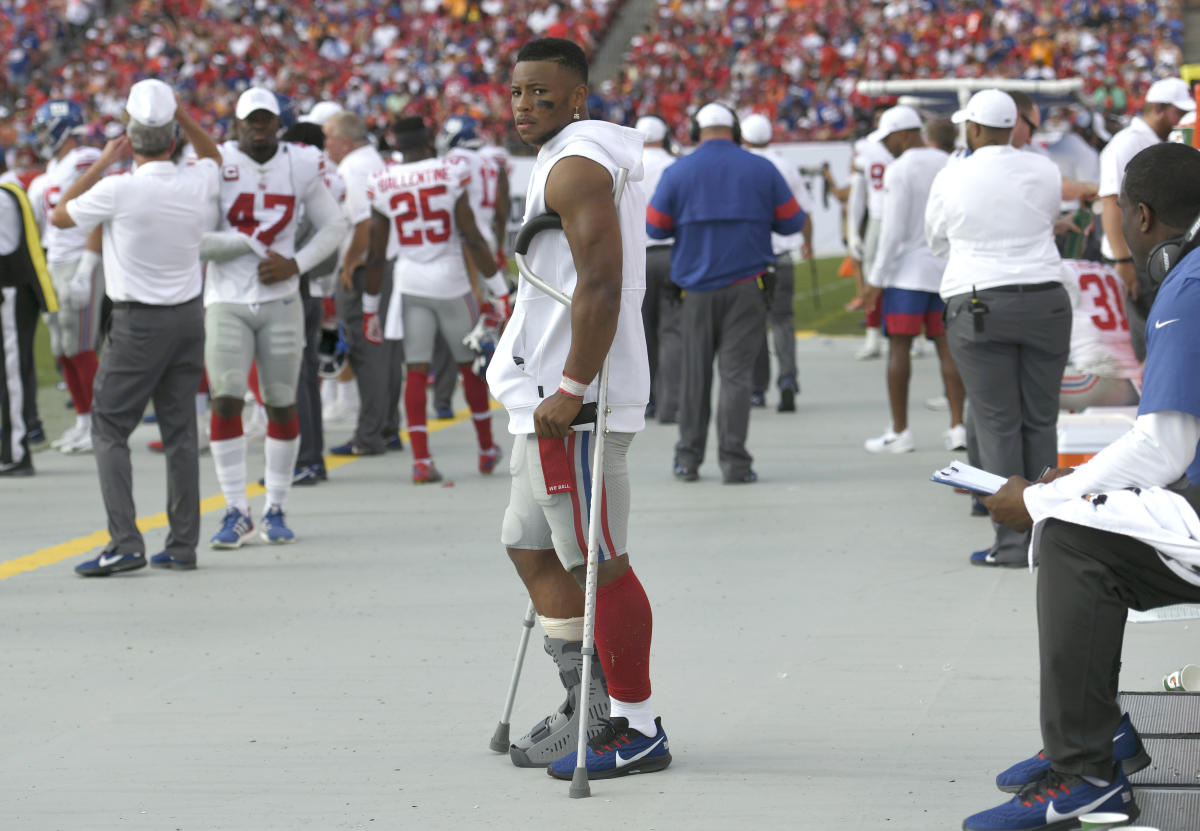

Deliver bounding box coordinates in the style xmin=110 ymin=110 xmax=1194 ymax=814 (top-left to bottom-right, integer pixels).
xmin=930 ymin=460 xmax=1009 ymax=496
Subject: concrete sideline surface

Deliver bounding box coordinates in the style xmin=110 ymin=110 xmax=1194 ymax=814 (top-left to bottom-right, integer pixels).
xmin=1 ymin=337 xmax=1192 ymax=830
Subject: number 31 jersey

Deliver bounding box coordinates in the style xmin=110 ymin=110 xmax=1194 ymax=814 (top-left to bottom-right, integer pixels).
xmin=367 ymin=155 xmax=471 ymax=299
xmin=206 ymin=140 xmax=327 ymax=305
xmin=1062 ymin=259 xmax=1139 ymax=379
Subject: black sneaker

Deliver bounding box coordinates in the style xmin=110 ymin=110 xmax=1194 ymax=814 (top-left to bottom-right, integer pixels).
xmin=149 ymin=552 xmax=197 ymax=571
xmin=75 ymin=549 xmax=146 ymax=577
xmin=547 ymin=717 xmax=671 ymax=780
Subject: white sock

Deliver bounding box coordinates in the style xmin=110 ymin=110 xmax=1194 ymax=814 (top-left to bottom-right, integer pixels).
xmin=610 ymin=695 xmax=657 ymax=737
xmin=194 ymin=393 xmax=208 ymax=415
xmin=210 ymin=435 xmax=249 ymax=515
xmin=77 ymin=412 xmax=92 ymax=431
xmin=538 ymin=615 xmax=585 ymax=641
xmin=321 ymin=379 xmax=337 ymax=405
xmin=263 ymin=435 xmax=300 ymax=509
xmin=339 ymin=380 xmax=358 ymax=408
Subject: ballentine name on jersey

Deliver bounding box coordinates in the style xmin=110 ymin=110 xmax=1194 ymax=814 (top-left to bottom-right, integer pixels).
xmin=374 ymin=165 xmax=452 ymax=192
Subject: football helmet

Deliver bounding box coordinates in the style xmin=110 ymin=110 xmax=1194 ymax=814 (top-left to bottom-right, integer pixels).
xmin=436 ymin=114 xmax=482 ymax=155
xmin=33 ymin=100 xmax=86 ymax=160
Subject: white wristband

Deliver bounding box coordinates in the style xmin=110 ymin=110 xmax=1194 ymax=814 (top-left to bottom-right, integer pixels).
xmin=558 ymin=374 xmax=588 ymax=398
xmin=484 ymin=273 xmax=510 ymax=299
xmin=362 ymin=292 xmax=381 ymax=314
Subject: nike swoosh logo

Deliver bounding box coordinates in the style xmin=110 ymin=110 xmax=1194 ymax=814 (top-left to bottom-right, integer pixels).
xmin=1044 ymin=784 xmax=1124 ymax=824
xmin=1155 ymin=318 xmax=1180 ymax=329
xmin=615 ymin=736 xmax=666 ymax=768
xmin=1113 ymin=731 xmax=1126 ymax=742
xmin=98 ymin=553 xmax=128 ymax=568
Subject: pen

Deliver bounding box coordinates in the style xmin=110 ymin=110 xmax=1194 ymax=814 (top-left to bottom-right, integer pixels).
xmin=1037 ymin=465 xmax=1053 ymax=481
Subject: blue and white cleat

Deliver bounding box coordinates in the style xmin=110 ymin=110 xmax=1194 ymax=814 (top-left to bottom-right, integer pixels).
xmin=995 ymin=713 xmax=1150 ymax=793
xmin=260 ymin=506 xmax=295 ymax=544
xmin=210 ymin=508 xmax=255 ymax=549
xmin=547 ymin=717 xmax=671 ymax=781
xmin=964 ymin=767 xmax=1136 ymax=830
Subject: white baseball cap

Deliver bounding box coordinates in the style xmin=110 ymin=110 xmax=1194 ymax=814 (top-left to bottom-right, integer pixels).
xmin=951 ymin=89 xmax=1017 ymax=129
xmin=741 ymin=113 xmax=773 ymax=145
xmin=125 ymin=79 xmax=176 ymax=127
xmin=694 ymin=102 xmax=736 ymax=130
xmin=235 ymin=87 xmax=281 ymax=121
xmin=868 ymin=105 xmax=923 ymax=142
xmin=300 ymin=101 xmax=344 ymax=126
xmin=634 ymin=115 xmax=668 ymax=143
xmin=1146 ymin=77 xmax=1196 ymax=112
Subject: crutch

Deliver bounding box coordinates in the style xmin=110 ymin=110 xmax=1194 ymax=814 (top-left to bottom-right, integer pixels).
xmin=488 ymin=599 xmax=536 ymax=753
xmin=511 ymin=168 xmax=630 ymax=799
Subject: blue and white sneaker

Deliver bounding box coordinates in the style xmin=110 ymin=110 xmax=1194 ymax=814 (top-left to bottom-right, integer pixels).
xmin=149 ymin=551 xmax=197 ymax=571
xmin=75 ymin=549 xmax=146 ymax=577
xmin=964 ymin=767 xmax=1137 ymax=830
xmin=210 ymin=508 xmax=254 ymax=549
xmin=547 ymin=717 xmax=671 ymax=781
xmin=260 ymin=506 xmax=295 ymax=544
xmin=995 ymin=713 xmax=1151 ymax=793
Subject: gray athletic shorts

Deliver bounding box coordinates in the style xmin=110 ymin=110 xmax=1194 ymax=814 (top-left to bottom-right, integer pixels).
xmin=45 ymin=258 xmax=103 ymax=358
xmin=402 ymin=292 xmax=478 ymax=365
xmin=205 ymin=298 xmax=304 ymax=406
xmin=501 ymin=431 xmax=633 ymax=572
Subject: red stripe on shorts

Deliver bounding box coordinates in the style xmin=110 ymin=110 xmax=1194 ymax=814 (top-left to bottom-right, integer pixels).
xmin=566 ymin=432 xmax=588 ymax=557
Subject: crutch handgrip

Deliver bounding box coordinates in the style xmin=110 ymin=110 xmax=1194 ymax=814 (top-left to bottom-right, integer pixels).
xmin=513 ymin=213 xmax=563 ymax=255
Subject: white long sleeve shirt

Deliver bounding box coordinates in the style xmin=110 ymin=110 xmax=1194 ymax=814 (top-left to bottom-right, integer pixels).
xmin=866 ymin=146 xmax=947 ymax=292
xmin=926 ymin=144 xmax=1064 ymax=299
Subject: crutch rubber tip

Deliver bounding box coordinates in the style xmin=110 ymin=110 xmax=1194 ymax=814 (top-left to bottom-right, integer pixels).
xmin=489 ymin=722 xmax=510 ymax=754
xmin=568 ymin=767 xmax=591 ymax=799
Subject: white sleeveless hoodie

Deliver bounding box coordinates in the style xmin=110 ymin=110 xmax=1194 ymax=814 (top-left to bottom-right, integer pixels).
xmin=487 ymin=120 xmax=650 ymax=435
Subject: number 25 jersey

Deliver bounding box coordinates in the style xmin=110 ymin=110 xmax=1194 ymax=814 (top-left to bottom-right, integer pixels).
xmin=367 ymin=155 xmax=472 ymax=299
xmin=206 ymin=140 xmax=328 ymax=305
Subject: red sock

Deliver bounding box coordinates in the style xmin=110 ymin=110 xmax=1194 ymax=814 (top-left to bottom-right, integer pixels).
xmin=210 ymin=412 xmax=243 ymax=440
xmin=72 ymin=350 xmax=98 ymax=414
xmin=459 ymin=365 xmax=493 ymax=450
xmin=865 ymin=295 xmax=882 ymax=328
xmin=58 ymin=356 xmax=85 ymax=415
xmin=247 ymin=363 xmax=264 ymax=406
xmin=266 ymin=413 xmax=300 ymax=440
xmin=593 ymin=567 xmax=653 ymax=703
xmin=405 ymin=369 xmax=430 ymax=459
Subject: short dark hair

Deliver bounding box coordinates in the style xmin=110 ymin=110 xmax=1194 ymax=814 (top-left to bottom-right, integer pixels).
xmin=281 ymin=121 xmax=325 ymax=150
xmin=1123 ymin=143 xmax=1200 ymax=229
xmin=1007 ymin=90 xmax=1035 ymax=116
xmin=924 ymin=118 xmax=956 ymax=153
xmin=515 ymin=37 xmax=588 ymax=84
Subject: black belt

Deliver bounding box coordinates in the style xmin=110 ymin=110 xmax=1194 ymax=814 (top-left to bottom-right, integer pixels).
xmin=984 ymin=282 xmax=1061 ymax=294
xmin=111 ymin=296 xmax=201 ymax=310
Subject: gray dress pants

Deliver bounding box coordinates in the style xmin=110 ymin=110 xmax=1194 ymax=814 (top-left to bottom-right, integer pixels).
xmin=1037 ymin=518 xmax=1200 ymax=778
xmin=946 ymin=285 xmax=1071 ymax=562
xmin=337 ymin=267 xmax=405 ymax=452
xmin=753 ymin=253 xmax=797 ymax=393
xmin=296 ymin=293 xmax=324 ymax=468
xmin=92 ymin=297 xmax=204 ymax=561
xmin=674 ymin=277 xmax=767 ymax=480
xmin=642 ymin=244 xmax=682 ymax=421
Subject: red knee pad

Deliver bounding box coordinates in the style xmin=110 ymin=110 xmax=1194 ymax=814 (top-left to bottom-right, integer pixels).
xmin=210 ymin=412 xmax=243 ymax=440
xmin=266 ymin=414 xmax=300 ymax=440
xmin=594 ymin=567 xmax=654 ymax=703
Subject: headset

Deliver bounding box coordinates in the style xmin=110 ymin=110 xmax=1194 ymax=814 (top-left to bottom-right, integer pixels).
xmin=638 ymin=113 xmax=679 ymax=156
xmin=1146 ymin=211 xmax=1200 ymax=287
xmin=689 ymin=102 xmax=741 ymax=146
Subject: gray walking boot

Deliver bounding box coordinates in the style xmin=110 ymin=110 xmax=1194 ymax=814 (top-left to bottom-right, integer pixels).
xmin=509 ymin=636 xmax=610 ymax=768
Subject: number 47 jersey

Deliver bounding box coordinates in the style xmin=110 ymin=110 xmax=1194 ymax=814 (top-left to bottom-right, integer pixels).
xmin=206 ymin=140 xmax=335 ymax=305
xmin=367 ymin=155 xmax=472 ymax=300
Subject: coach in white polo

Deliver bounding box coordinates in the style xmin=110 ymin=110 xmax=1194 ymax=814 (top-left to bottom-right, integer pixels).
xmin=926 ymin=88 xmax=1070 ymax=568
xmin=50 ymin=79 xmax=222 ymax=577
xmin=1098 ymin=76 xmax=1193 ymax=361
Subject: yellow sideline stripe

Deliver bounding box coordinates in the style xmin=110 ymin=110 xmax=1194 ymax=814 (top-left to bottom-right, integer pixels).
xmin=0 ymin=403 xmax=500 ymax=580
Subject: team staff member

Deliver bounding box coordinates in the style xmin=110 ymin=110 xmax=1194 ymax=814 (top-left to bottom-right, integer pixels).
xmin=52 ymin=79 xmax=221 ymax=575
xmin=489 ymin=37 xmax=669 ymax=779
xmin=742 ymin=112 xmax=813 ymax=413
xmin=324 ymin=111 xmax=404 ymax=457
xmin=964 ymin=142 xmax=1200 ymax=831
xmin=926 ymin=89 xmax=1070 ymax=568
xmin=648 ymin=102 xmax=806 ymax=484
xmin=1097 ymin=77 xmax=1193 ymax=361
xmin=635 ymin=114 xmax=681 ymax=423
xmin=0 ymin=180 xmax=57 ymax=476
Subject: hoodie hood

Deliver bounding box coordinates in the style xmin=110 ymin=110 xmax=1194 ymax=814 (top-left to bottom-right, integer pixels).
xmin=538 ymin=120 xmax=645 ymax=184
